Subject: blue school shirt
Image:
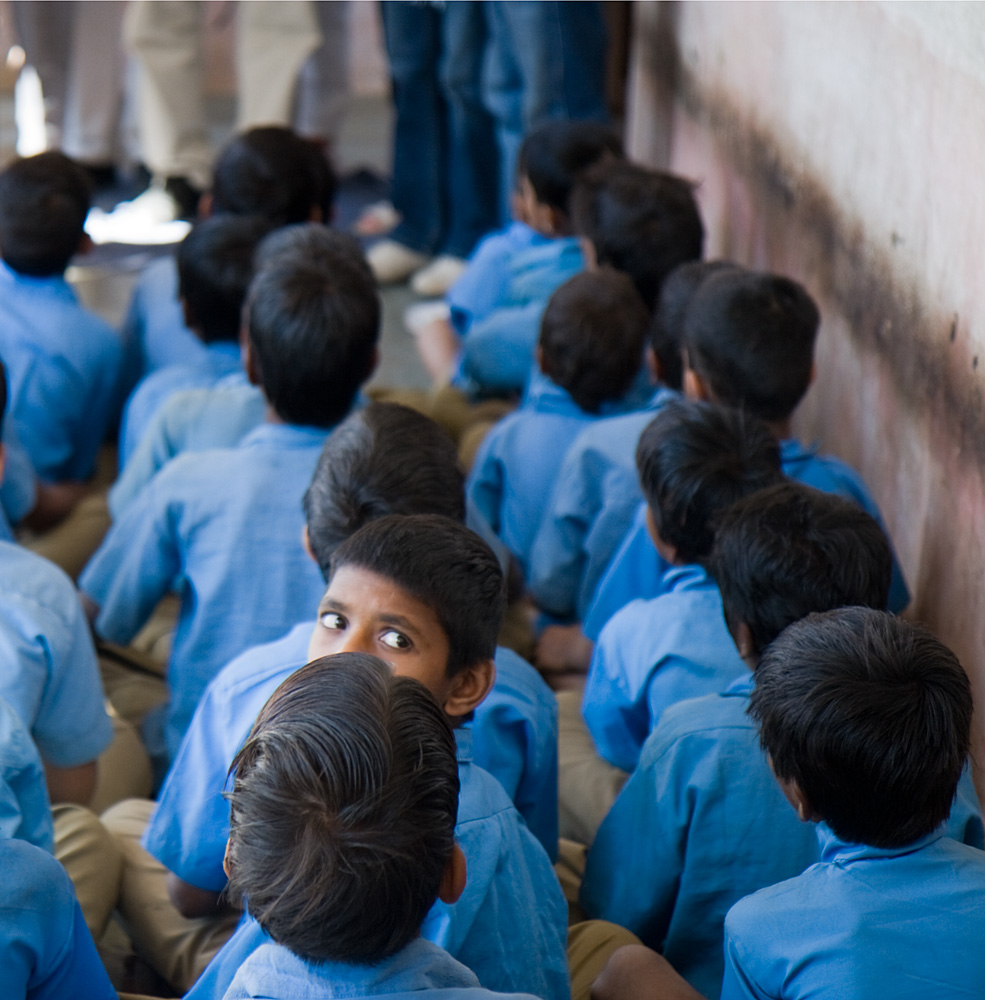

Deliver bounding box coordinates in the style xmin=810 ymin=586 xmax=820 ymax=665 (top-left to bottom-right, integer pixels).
xmin=0 ymin=837 xmax=116 ymax=1000
xmin=721 ymin=825 xmax=985 ymax=1000
xmin=186 ymin=728 xmax=570 ymax=1000
xmin=81 ymin=422 xmax=329 ymax=756
xmin=119 ymin=341 xmax=243 ymax=466
xmin=144 ymin=625 xmax=559 ymax=877
xmin=455 ymin=237 xmax=584 ymax=396
xmin=583 ymin=564 xmax=745 ymax=773
xmin=448 ymin=221 xmax=548 ymax=336
xmin=0 ymin=424 xmax=37 ymax=528
xmin=224 ymin=937 xmax=542 ymax=1000
xmin=109 ymin=377 xmax=265 ymax=517
xmin=0 ymin=541 xmax=113 ymax=768
xmin=468 ymin=373 xmax=596 ymax=573
xmin=528 ymin=388 xmax=677 ymax=621
xmin=0 ymin=695 xmax=53 ymax=851
xmin=0 ymin=261 xmax=123 ymax=481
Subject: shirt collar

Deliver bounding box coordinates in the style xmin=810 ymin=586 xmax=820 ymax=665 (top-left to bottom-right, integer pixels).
xmin=724 ymin=672 xmax=754 ymax=697
xmin=780 ymin=437 xmax=821 ymax=465
xmin=0 ymin=259 xmax=75 ymax=299
xmin=816 ymin=822 xmax=944 ymax=864
xmin=523 ymin=369 xmax=586 ymax=415
xmin=239 ymin=422 xmax=331 ymax=450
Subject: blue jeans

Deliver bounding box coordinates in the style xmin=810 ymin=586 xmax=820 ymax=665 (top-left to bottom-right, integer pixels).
xmin=380 ymin=1 xmax=500 ymax=259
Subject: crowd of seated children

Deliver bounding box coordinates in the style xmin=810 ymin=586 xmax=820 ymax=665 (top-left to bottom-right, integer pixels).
xmin=80 ymin=223 xmax=380 ymax=767
xmin=467 ymin=268 xmax=649 ymax=575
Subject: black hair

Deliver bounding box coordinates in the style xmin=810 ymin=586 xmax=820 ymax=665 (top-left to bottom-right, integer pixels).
xmin=751 ymin=607 xmax=972 ymax=848
xmin=176 ymin=215 xmax=272 ymax=344
xmin=246 ymin=227 xmax=379 ymax=427
xmin=636 ymin=400 xmax=782 ymax=564
xmin=303 ymin=403 xmax=465 ymax=578
xmin=329 ymin=514 xmax=505 ymax=677
xmin=253 ymin=223 xmax=372 ymax=283
xmin=709 ymin=481 xmax=892 ymax=655
xmin=226 ymin=653 xmax=459 ymax=964
xmin=0 ymin=152 xmax=90 ymax=276
xmin=516 ymin=119 xmax=623 ymax=215
xmin=211 ymin=126 xmax=336 ymax=225
xmin=571 ymin=160 xmax=704 ymax=308
xmin=650 ymin=260 xmax=739 ymax=391
xmin=683 ymin=268 xmax=821 ymax=423
xmin=538 ymin=267 xmax=648 ymax=413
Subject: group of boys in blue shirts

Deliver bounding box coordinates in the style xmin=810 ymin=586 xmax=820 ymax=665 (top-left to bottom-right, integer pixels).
xmin=0 ymin=113 xmax=984 ymax=1000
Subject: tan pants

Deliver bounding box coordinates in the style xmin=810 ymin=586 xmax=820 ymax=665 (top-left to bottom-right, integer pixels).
xmin=557 ymin=690 xmax=628 ymax=846
xmin=53 ymin=803 xmax=123 ymax=941
xmin=90 ymin=707 xmax=154 ymax=815
xmin=23 ymin=490 xmax=112 ymax=581
xmin=101 ymin=798 xmax=240 ymax=994
xmin=568 ymin=920 xmax=644 ymax=1000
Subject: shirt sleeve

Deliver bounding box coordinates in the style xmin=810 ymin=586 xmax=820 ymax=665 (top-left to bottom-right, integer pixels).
xmin=466 ymin=425 xmax=508 ymax=537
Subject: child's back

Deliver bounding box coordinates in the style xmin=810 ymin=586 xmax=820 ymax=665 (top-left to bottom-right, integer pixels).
xmin=0 ymin=693 xmax=53 ymax=851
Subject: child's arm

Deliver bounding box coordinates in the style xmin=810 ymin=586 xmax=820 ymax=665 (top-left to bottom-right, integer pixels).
xmin=465 ymin=424 xmax=509 ymax=540
xmin=593 ymin=945 xmax=707 ymax=1000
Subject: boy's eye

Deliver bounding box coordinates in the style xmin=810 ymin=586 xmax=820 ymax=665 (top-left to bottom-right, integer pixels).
xmin=381 ymin=629 xmax=411 ymax=650
xmin=318 ymin=612 xmax=346 ymax=631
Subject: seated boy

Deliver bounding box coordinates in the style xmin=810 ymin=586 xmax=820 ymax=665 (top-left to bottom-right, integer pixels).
xmin=221 ymin=653 xmax=541 ymax=1000
xmin=0 ymin=693 xmax=54 ymax=852
xmin=415 ymin=119 xmax=621 ymax=393
xmin=80 ymin=226 xmax=380 ymax=761
xmin=467 ymin=268 xmax=648 ymax=574
xmin=720 ymin=608 xmax=985 ymax=999
xmin=580 ymin=483 xmax=896 ymax=999
xmin=560 ymin=401 xmax=782 ymax=844
xmin=118 ymin=214 xmax=271 ymax=465
xmin=122 ymin=125 xmax=334 ymax=383
xmin=114 ymin=516 xmax=568 ymax=999
xmin=0 ymin=151 xmax=123 ymax=487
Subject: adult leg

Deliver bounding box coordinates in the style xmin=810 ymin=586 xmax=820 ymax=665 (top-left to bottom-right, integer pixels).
xmin=293 ymin=2 xmax=351 ymax=147
xmin=10 ymin=0 xmax=71 ymax=149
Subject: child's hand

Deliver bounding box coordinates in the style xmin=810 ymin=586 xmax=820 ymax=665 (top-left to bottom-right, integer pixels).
xmin=535 ymin=624 xmax=594 ymax=675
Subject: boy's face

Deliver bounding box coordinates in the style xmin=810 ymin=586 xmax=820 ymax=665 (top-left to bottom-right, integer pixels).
xmin=308 ymin=565 xmax=475 ymax=718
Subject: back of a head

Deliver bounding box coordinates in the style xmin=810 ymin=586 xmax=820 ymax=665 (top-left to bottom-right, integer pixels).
xmin=226 ymin=653 xmax=459 ymax=964
xmin=517 ymin=119 xmax=623 ymax=215
xmin=684 ymin=268 xmax=821 ymax=422
xmin=177 ymin=215 xmax=272 ymax=344
xmin=571 ymin=160 xmax=704 ymax=308
xmin=751 ymin=607 xmax=972 ymax=848
xmin=709 ymin=481 xmax=892 ymax=654
xmin=247 ymin=226 xmax=380 ymax=427
xmin=254 ymin=223 xmax=372 ymax=282
xmin=650 ymin=259 xmax=740 ymax=391
xmin=329 ymin=514 xmax=505 ymax=676
xmin=303 ymin=403 xmax=465 ymax=577
xmin=0 ymin=152 xmax=90 ymax=277
xmin=211 ymin=126 xmax=336 ymax=225
xmin=539 ymin=267 xmax=649 ymax=413
xmin=635 ymin=399 xmax=782 ymax=564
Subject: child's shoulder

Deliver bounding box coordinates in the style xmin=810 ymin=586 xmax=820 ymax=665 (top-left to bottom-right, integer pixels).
xmin=780 ymin=439 xmax=876 ymax=511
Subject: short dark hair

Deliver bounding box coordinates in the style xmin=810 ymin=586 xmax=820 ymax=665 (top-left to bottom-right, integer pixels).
xmin=0 ymin=152 xmax=90 ymax=276
xmin=571 ymin=161 xmax=704 ymax=308
xmin=636 ymin=400 xmax=782 ymax=564
xmin=176 ymin=215 xmax=271 ymax=343
xmin=684 ymin=268 xmax=820 ymax=422
xmin=538 ymin=268 xmax=648 ymax=413
xmin=246 ymin=228 xmax=379 ymax=427
xmin=253 ymin=223 xmax=372 ymax=283
xmin=211 ymin=126 xmax=336 ymax=225
xmin=329 ymin=514 xmax=505 ymax=676
xmin=650 ymin=260 xmax=739 ymax=391
xmin=709 ymin=482 xmax=892 ymax=654
xmin=303 ymin=403 xmax=465 ymax=578
xmin=226 ymin=653 xmax=459 ymax=964
xmin=751 ymin=608 xmax=972 ymax=848
xmin=516 ymin=119 xmax=623 ymax=215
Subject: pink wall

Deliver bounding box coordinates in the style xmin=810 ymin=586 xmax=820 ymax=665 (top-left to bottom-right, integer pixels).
xmin=627 ymin=1 xmax=985 ymax=783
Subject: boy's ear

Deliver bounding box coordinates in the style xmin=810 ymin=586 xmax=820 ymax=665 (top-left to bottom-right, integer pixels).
xmin=242 ymin=334 xmax=262 ymax=386
xmin=443 ymin=658 xmax=496 ymax=719
xmin=683 ymin=363 xmax=711 ymax=403
xmin=732 ymin=621 xmax=757 ymax=662
xmin=535 ymin=344 xmax=549 ymax=378
xmin=643 ymin=345 xmax=660 ymax=385
xmin=644 ymin=506 xmax=679 ymax=566
xmin=578 ymin=236 xmax=598 ymax=271
xmin=438 ymin=843 xmax=467 ymax=905
xmin=768 ymin=758 xmax=819 ymax=824
xmin=222 ymin=838 xmax=233 ymax=879
xmin=180 ymin=297 xmax=199 ymax=335
xmin=302 ymin=525 xmax=317 ymax=565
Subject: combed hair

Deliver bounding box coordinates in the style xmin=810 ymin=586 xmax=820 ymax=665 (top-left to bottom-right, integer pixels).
xmin=683 ymin=268 xmax=820 ymax=422
xmin=516 ymin=119 xmax=623 ymax=214
xmin=226 ymin=653 xmax=459 ymax=964
xmin=539 ymin=268 xmax=649 ymax=413
xmin=329 ymin=515 xmax=505 ymax=676
xmin=253 ymin=223 xmax=372 ymax=283
xmin=635 ymin=400 xmax=782 ymax=564
xmin=709 ymin=482 xmax=892 ymax=654
xmin=571 ymin=160 xmax=704 ymax=308
xmin=246 ymin=227 xmax=379 ymax=427
xmin=751 ymin=608 xmax=972 ymax=848
xmin=211 ymin=126 xmax=336 ymax=225
xmin=650 ymin=260 xmax=740 ymax=391
xmin=176 ymin=215 xmax=272 ymax=343
xmin=303 ymin=403 xmax=465 ymax=578
xmin=0 ymin=152 xmax=90 ymax=276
